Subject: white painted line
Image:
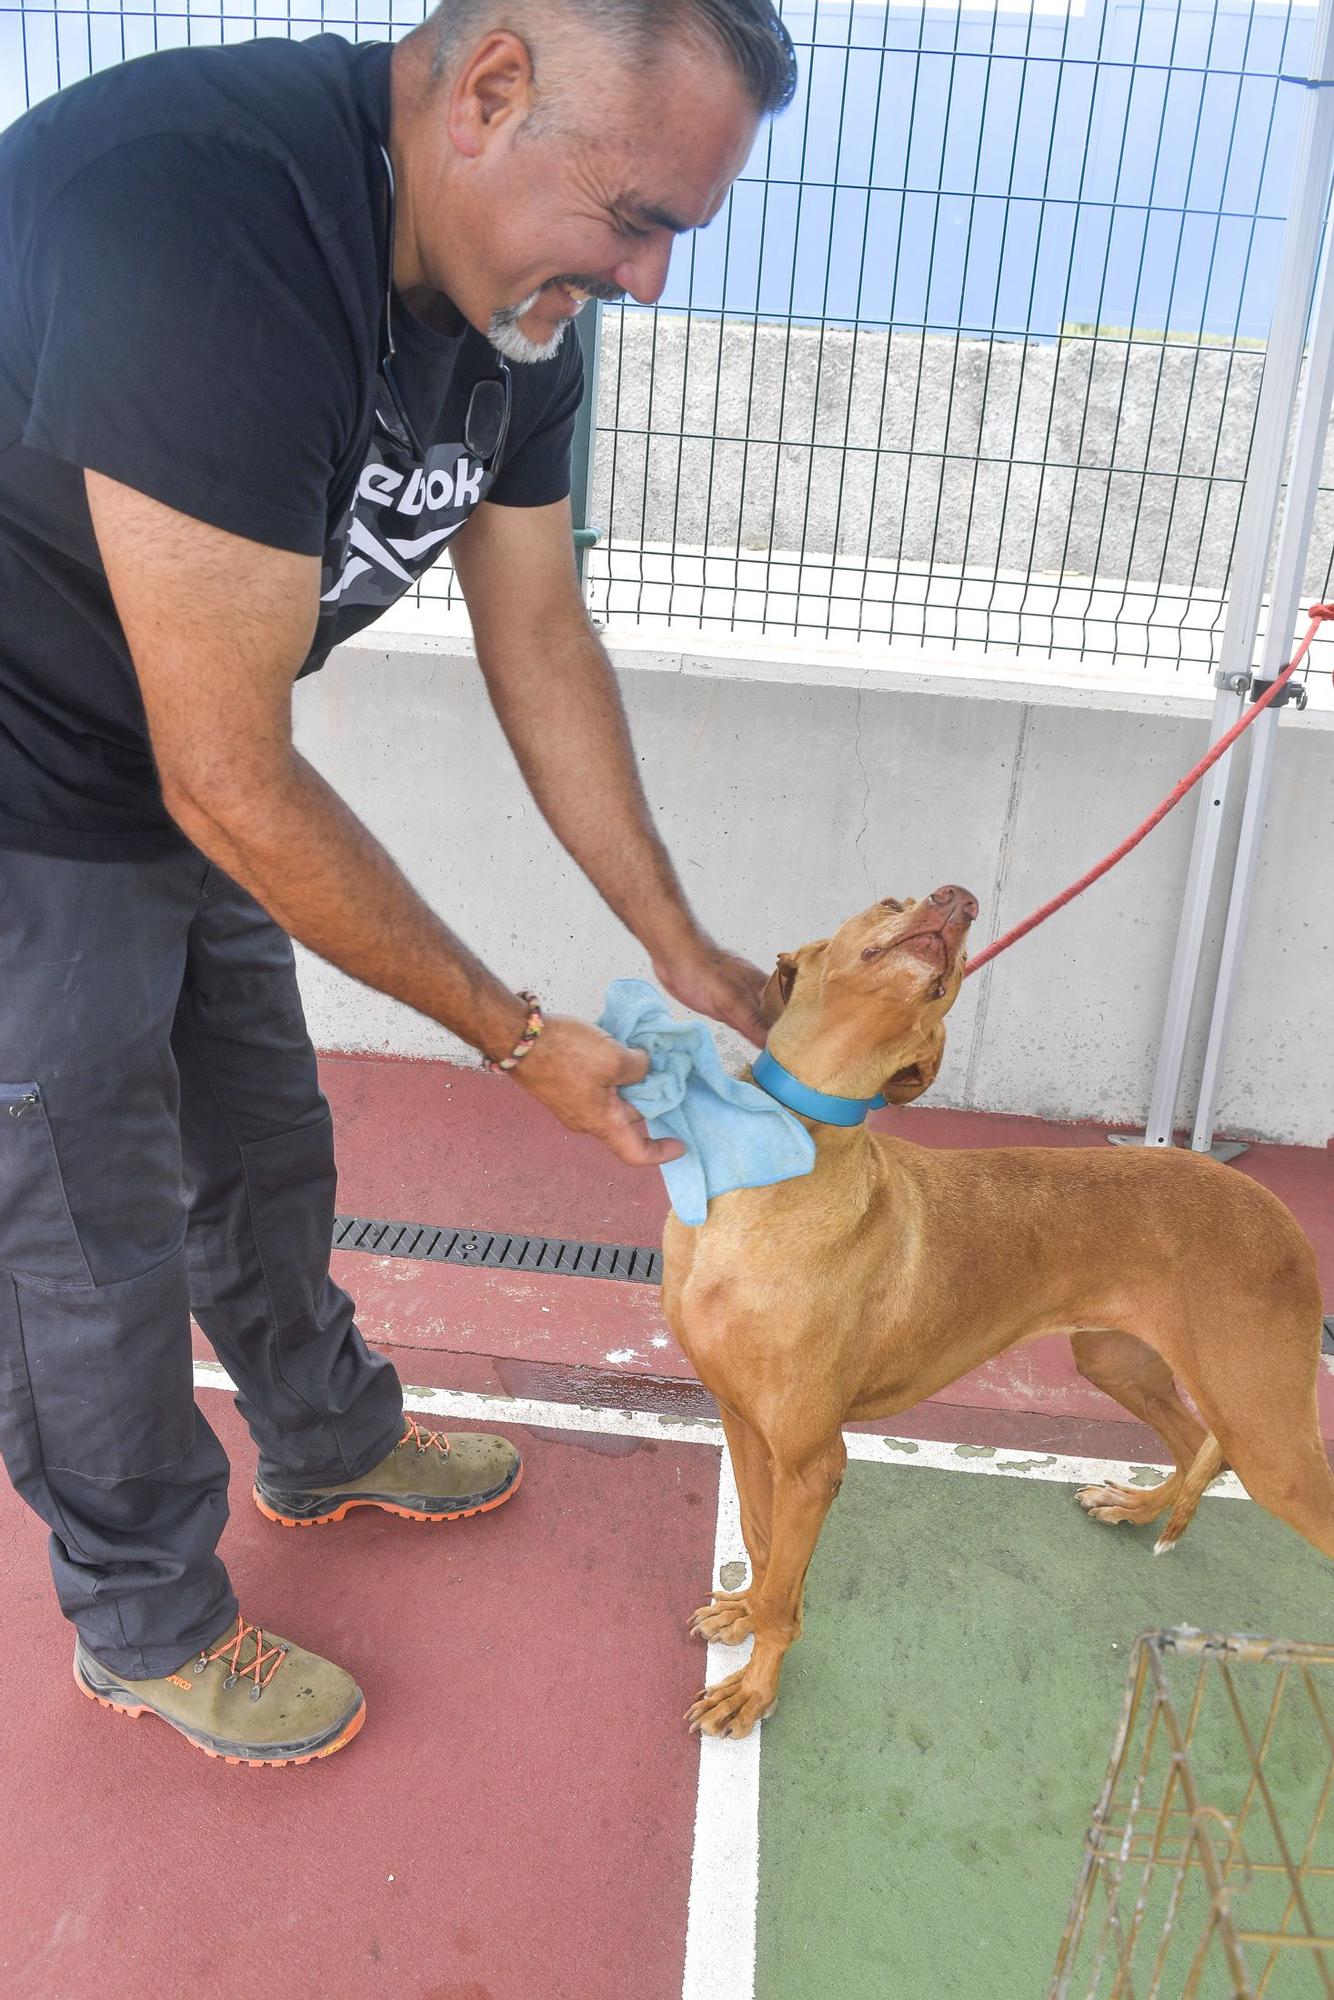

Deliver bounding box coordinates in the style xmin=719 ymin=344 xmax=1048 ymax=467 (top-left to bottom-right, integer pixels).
xmin=191 ymin=1360 xmax=1247 ymax=1498
xmin=191 ymin=1359 xmax=726 ymax=1447
xmin=681 ymin=1451 xmax=760 ymax=2000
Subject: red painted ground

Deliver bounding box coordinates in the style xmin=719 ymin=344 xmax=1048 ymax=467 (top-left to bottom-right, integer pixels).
xmin=325 ymin=1051 xmax=671 ymax=1245
xmin=0 ymin=1392 xmax=719 ymax=2000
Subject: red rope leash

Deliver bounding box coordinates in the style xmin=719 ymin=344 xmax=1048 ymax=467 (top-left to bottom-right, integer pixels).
xmin=964 ymin=605 xmax=1334 ymax=978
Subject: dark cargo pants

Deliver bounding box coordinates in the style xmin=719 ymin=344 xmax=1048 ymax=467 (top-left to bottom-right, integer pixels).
xmin=0 ymin=847 xmax=404 ymax=1677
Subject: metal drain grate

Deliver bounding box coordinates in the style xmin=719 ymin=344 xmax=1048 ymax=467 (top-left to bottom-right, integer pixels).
xmin=333 ymin=1214 xmax=662 ymax=1286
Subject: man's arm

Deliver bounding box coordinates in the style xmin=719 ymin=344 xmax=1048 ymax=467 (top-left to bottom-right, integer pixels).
xmin=85 ymin=470 xmax=683 ymax=1168
xmin=450 ymin=496 xmax=767 ymax=1043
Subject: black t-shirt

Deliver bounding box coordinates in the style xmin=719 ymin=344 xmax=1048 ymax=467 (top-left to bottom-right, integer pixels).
xmin=0 ymin=35 xmax=582 ymax=858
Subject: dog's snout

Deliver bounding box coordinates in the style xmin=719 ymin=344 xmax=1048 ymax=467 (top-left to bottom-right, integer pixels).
xmin=929 ymin=884 xmax=979 ymax=924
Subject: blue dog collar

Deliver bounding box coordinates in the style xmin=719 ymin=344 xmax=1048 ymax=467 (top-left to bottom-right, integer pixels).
xmin=751 ymin=1049 xmax=886 ymax=1127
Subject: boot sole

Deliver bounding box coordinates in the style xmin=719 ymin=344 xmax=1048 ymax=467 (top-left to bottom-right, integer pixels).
xmin=73 ymin=1657 xmax=366 ymax=1768
xmin=252 ymin=1458 xmax=524 ymax=1528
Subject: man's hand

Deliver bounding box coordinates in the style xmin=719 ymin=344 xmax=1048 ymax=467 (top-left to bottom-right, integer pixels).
xmin=652 ymin=940 xmax=769 ymax=1048
xmin=511 ymin=1017 xmax=686 ymax=1169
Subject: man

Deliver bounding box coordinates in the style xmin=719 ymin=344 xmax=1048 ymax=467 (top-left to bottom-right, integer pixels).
xmin=0 ymin=0 xmax=796 ymax=1765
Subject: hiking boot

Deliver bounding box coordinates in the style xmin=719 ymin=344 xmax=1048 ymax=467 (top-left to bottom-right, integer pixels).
xmin=74 ymin=1614 xmax=365 ymax=1767
xmin=253 ymin=1417 xmax=523 ymax=1527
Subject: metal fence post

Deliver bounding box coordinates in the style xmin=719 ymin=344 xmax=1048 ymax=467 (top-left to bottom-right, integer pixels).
xmin=569 ymin=299 xmax=604 ymax=595
xmin=1123 ymin=677 xmax=1249 ymax=1152
xmin=1117 ymin=0 xmax=1334 ymax=1154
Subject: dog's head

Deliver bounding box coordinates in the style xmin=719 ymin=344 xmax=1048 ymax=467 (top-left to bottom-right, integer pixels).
xmin=760 ymin=885 xmax=977 ymax=1104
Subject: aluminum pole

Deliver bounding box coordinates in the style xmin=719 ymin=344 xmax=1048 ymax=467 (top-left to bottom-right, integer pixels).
xmin=1134 ymin=676 xmax=1247 ymax=1148
xmin=1190 ymin=705 xmax=1286 ymax=1153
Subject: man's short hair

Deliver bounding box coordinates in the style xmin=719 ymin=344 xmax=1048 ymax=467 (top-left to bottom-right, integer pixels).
xmin=431 ymin=0 xmax=798 ymax=118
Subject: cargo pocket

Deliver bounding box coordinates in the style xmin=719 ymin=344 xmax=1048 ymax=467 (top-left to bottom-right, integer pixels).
xmin=0 ymin=1082 xmax=94 ymax=1290
xmin=15 ymin=1248 xmax=195 ymax=1479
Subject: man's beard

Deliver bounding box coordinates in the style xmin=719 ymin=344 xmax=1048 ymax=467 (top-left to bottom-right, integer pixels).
xmin=488 ymin=292 xmax=568 ymax=364
xmin=487 ymin=278 xmax=624 ymax=365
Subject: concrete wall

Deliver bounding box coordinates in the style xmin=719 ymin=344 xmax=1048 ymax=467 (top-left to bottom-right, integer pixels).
xmin=293 ymin=628 xmax=1334 ymax=1149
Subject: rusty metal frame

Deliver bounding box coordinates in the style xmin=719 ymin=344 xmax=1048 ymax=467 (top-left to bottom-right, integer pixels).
xmin=1051 ymin=1629 xmax=1334 ymax=1999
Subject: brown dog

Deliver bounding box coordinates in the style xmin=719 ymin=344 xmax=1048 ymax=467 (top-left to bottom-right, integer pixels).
xmin=660 ymin=886 xmax=1331 ymax=1739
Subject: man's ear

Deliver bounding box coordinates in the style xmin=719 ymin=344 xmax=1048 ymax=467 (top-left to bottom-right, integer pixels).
xmin=882 ymin=1022 xmax=947 ymax=1104
xmin=760 ymin=952 xmax=798 ymax=1028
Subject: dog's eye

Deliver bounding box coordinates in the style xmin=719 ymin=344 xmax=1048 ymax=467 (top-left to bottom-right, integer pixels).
xmin=862 ymin=944 xmax=886 ymax=961
xmin=930 ymin=978 xmax=947 ymax=1000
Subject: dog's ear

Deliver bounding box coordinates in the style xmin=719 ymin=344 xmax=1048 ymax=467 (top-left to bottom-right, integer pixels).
xmin=882 ymin=1022 xmax=947 ymax=1104
xmin=760 ymin=941 xmax=830 ymax=1026
xmin=760 ymin=952 xmax=798 ymax=1027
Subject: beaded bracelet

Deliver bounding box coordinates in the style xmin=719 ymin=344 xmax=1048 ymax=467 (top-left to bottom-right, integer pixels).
xmin=482 ymin=992 xmax=544 ymax=1074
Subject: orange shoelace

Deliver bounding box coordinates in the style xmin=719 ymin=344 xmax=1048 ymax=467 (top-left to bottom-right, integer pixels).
xmin=197 ymin=1616 xmax=287 ymax=1700
xmin=398 ymin=1416 xmax=451 ymax=1457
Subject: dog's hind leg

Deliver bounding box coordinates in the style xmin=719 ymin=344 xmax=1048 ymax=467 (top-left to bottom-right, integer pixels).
xmin=686 ymin=1430 xmax=847 ymax=1739
xmin=1177 ymin=1334 xmax=1334 ymax=1563
xmin=1228 ymin=1437 xmax=1334 ymax=1563
xmin=689 ymin=1409 xmax=772 ymax=1647
xmin=1071 ymin=1329 xmax=1212 ymax=1529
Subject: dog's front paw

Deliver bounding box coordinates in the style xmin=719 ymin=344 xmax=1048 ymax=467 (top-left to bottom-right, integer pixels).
xmin=685 ymin=1668 xmax=775 ymax=1739
xmin=689 ymin=1590 xmax=753 ymax=1645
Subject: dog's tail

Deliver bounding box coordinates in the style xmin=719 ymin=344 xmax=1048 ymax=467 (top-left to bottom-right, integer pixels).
xmin=1153 ymin=1436 xmax=1227 ymax=1555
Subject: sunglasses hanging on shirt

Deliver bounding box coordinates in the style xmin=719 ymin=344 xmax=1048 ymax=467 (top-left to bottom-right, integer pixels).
xmin=376 ymin=144 xmax=512 ymax=475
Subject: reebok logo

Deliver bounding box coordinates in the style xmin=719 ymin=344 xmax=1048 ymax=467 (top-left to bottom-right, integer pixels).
xmin=357 ymin=458 xmax=483 ymax=516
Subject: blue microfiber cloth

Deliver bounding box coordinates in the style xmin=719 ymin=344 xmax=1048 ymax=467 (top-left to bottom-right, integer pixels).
xmin=597 ymin=977 xmax=817 ymax=1227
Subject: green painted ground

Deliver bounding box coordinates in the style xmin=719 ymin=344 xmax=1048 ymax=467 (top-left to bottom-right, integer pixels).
xmin=754 ymin=1463 xmax=1334 ymax=1999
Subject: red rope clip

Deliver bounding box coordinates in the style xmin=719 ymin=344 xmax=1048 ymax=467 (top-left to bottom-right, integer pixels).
xmin=965 ymin=606 xmax=1334 ymax=977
